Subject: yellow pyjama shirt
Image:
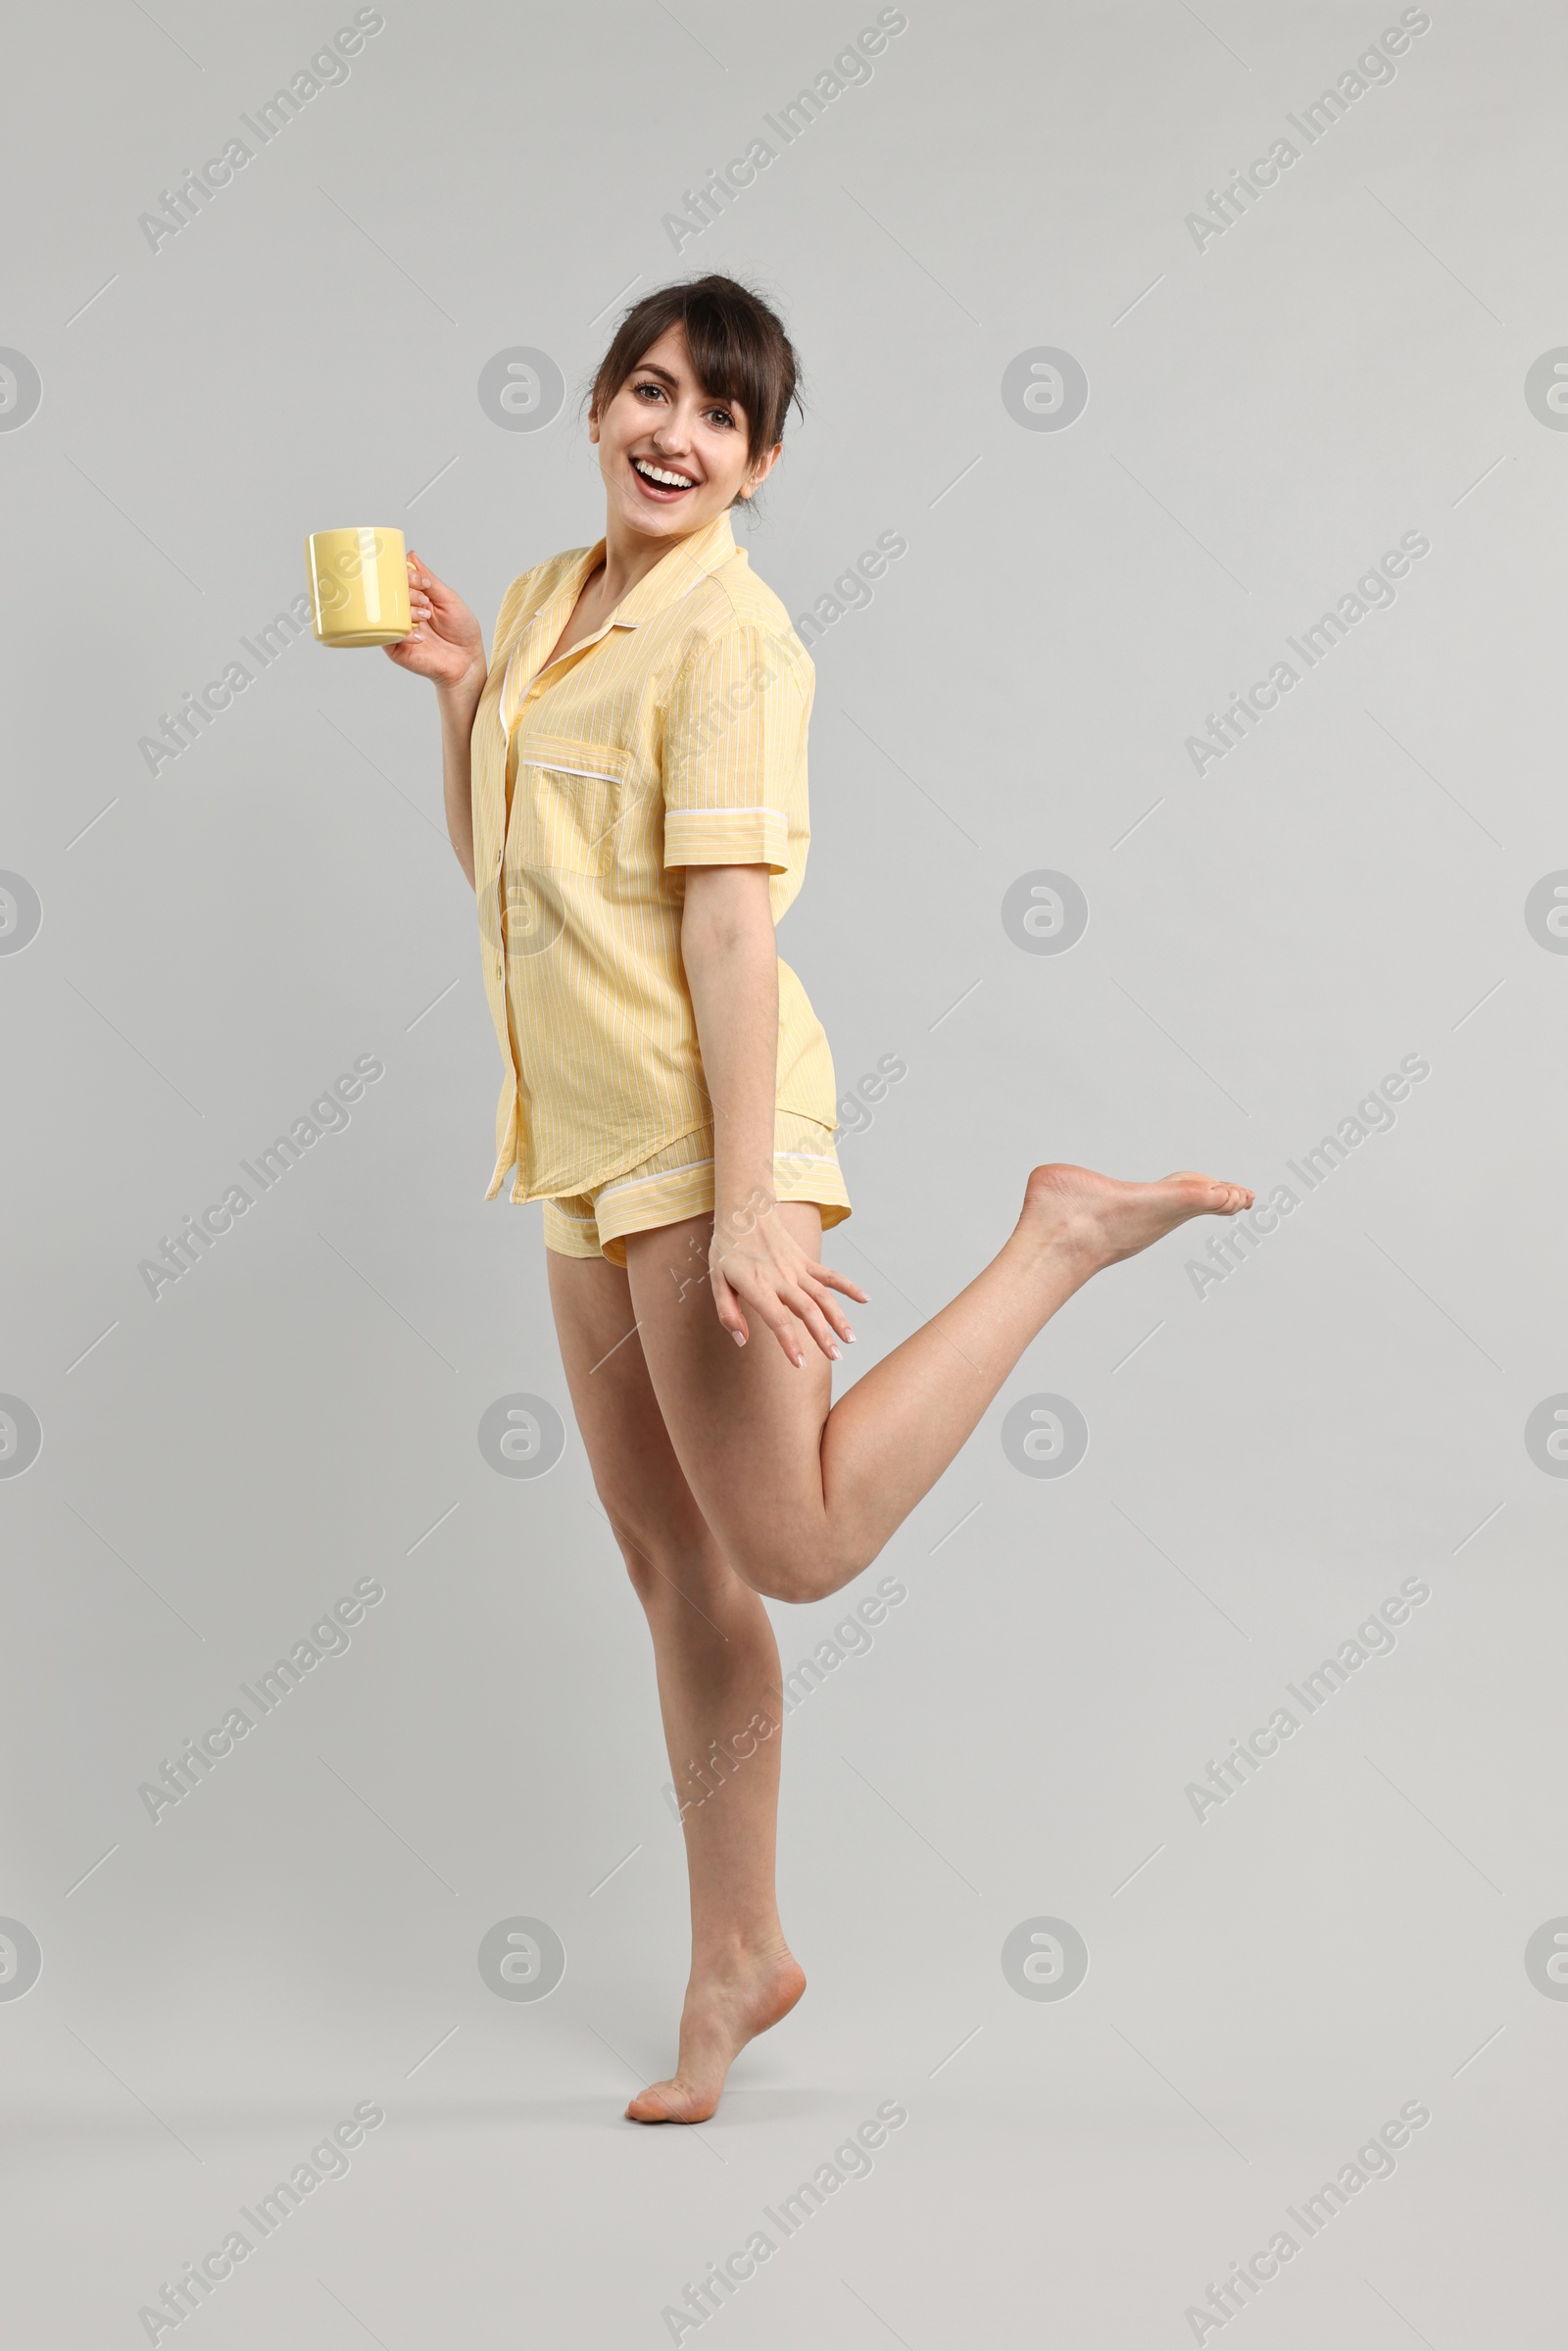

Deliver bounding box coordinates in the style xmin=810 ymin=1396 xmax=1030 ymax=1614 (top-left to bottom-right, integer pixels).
xmin=467 ymin=508 xmax=850 ymax=1261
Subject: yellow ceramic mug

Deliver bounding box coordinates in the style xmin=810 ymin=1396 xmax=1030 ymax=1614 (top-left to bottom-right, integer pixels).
xmin=304 ymin=526 xmax=412 ymax=646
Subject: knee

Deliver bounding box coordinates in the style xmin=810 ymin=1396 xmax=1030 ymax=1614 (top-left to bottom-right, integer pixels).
xmin=729 ymin=1531 xmax=877 ymax=1607
xmin=616 ymin=1541 xmax=662 ymax=1607
xmin=596 ymin=1492 xmax=681 ymax=1601
xmin=602 ymin=1495 xmax=730 ymax=1620
xmin=749 ymin=1558 xmax=823 ymax=1606
xmin=610 ymin=1521 xmax=677 ymax=1608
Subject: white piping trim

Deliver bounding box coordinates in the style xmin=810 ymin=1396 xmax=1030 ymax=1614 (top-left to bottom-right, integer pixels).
xmin=517 ymin=759 xmax=623 ymax=786
xmin=594 ymin=1148 xmax=841 ymax=1204
xmin=595 ymin=1154 xmax=715 ymax=1200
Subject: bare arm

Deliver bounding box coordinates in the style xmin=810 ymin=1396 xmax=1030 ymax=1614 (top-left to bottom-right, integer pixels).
xmin=682 ymin=862 xmax=779 ymax=1220
xmin=385 ymin=549 xmax=486 ymax=890
xmin=681 ymin=864 xmax=865 ymax=1364
xmin=432 ymin=671 xmax=483 ymax=889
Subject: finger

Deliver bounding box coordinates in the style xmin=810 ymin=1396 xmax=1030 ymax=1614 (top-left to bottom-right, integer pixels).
xmin=749 ymin=1294 xmax=808 ymax=1369
xmin=797 ymin=1277 xmax=856 ymax=1344
xmin=769 ymin=1319 xmax=807 ymax=1368
xmin=780 ymin=1288 xmax=844 ymax=1363
xmin=708 ymin=1266 xmax=751 ymax=1347
xmin=724 ymin=1249 xmax=848 ymax=1359
xmin=800 ymin=1267 xmax=865 ymax=1336
xmin=809 ymin=1263 xmax=869 ymax=1304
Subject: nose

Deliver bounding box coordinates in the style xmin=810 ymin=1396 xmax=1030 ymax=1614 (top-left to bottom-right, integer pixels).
xmin=653 ymin=407 xmax=694 ymax=455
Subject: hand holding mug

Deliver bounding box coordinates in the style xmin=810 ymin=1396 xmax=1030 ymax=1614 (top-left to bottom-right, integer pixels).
xmin=385 ymin=551 xmax=485 ymax=693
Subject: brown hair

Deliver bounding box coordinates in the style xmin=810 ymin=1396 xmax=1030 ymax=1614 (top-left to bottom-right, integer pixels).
xmin=587 ymin=274 xmax=803 ymax=471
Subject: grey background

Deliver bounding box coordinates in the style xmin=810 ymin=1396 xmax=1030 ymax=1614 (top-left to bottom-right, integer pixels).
xmin=3 ymin=0 xmax=1564 ymax=2342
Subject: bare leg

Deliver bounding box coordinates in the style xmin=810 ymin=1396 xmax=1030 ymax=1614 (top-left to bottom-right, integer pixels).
xmin=546 ymin=1250 xmax=806 ymax=2122
xmin=624 ymin=1163 xmax=1254 ymax=1603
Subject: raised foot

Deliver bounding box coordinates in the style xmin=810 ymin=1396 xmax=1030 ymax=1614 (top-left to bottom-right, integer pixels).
xmin=1022 ymin=1162 xmax=1254 ymax=1272
xmin=625 ymin=1949 xmax=807 ymax=2125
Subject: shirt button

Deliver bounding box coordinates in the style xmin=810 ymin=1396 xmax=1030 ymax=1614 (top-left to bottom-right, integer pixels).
xmin=496 ymin=849 xmax=504 ymax=867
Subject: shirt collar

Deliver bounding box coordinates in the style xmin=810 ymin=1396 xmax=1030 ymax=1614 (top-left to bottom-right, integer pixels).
xmin=502 ymin=511 xmax=743 ymax=734
xmin=610 ymin=507 xmax=742 ymax=627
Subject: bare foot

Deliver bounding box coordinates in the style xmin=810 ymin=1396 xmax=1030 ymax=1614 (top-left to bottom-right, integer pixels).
xmin=625 ymin=1947 xmax=807 ymax=2124
xmin=1021 ymin=1163 xmax=1253 ymax=1275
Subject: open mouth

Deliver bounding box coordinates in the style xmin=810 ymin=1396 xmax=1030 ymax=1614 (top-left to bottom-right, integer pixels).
xmin=630 ymin=455 xmax=698 ymax=500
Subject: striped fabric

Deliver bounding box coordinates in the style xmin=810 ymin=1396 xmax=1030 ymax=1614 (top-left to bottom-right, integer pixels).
xmin=540 ymin=1107 xmax=852 ymax=1267
xmin=470 ymin=509 xmax=840 ymax=1203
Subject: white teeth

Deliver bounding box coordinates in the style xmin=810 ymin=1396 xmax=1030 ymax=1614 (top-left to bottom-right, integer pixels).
xmin=633 ymin=458 xmax=695 ymax=489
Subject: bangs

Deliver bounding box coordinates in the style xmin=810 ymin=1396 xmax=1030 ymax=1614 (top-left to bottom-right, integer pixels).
xmin=675 ymin=290 xmax=775 ymax=446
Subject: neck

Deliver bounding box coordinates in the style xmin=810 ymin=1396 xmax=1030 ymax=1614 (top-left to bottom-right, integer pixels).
xmin=597 ymin=506 xmax=725 ymax=608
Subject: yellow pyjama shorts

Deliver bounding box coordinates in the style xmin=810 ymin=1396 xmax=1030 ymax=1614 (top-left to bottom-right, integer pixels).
xmin=541 ymin=1109 xmax=852 ymax=1268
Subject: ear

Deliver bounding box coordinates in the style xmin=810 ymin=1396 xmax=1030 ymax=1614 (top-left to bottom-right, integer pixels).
xmin=741 ymin=439 xmax=784 ymax=499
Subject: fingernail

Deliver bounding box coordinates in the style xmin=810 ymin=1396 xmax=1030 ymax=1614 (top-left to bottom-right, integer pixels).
xmin=844 ymin=1329 xmax=857 ymax=1343
xmin=828 ymin=1344 xmax=841 ymax=1361
xmin=732 ymin=1331 xmax=746 ymax=1347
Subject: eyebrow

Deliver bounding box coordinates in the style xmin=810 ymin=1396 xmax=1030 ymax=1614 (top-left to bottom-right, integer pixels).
xmin=632 ymin=361 xmax=742 ymax=412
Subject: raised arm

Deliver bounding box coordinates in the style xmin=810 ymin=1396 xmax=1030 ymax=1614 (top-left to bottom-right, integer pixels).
xmin=385 ymin=549 xmax=486 ymax=889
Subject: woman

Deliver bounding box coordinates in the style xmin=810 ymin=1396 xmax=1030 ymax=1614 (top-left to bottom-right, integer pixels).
xmin=391 ymin=274 xmax=1251 ymax=2124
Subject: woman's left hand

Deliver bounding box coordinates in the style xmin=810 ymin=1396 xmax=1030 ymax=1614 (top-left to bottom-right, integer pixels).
xmin=710 ymin=1195 xmax=868 ymax=1367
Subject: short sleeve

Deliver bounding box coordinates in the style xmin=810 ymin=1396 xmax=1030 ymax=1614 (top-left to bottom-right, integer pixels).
xmin=662 ymin=624 xmax=807 ymax=872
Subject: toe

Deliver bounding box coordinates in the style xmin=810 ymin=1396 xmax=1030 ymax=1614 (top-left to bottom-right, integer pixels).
xmin=626 ymin=2080 xmax=713 ymax=2125
xmin=626 ymin=2088 xmax=675 ymax=2123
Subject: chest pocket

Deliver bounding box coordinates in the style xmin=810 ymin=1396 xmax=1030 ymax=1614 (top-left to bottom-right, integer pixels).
xmin=510 ymin=733 xmax=633 ymax=876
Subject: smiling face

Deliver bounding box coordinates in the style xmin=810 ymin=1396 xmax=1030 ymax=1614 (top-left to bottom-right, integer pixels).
xmin=589 ymin=322 xmax=781 ymax=546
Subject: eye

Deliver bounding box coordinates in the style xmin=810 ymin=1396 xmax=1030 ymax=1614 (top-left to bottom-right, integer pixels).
xmin=705 ymin=406 xmax=736 ymax=431
xmin=632 ymin=379 xmax=666 ymax=402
